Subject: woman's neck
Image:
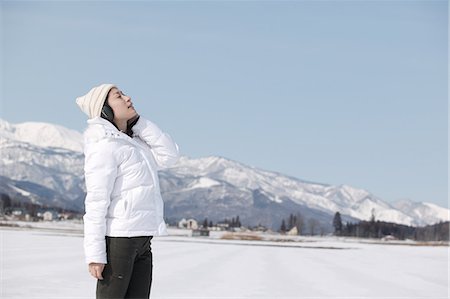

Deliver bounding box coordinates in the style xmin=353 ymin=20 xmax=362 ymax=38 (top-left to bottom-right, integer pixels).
xmin=115 ymin=119 xmax=127 ymax=132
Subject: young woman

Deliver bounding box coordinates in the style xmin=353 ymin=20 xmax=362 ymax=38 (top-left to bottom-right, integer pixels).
xmin=76 ymin=83 xmax=180 ymax=298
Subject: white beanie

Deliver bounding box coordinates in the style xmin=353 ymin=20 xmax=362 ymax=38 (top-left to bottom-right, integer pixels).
xmin=76 ymin=83 xmax=116 ymax=118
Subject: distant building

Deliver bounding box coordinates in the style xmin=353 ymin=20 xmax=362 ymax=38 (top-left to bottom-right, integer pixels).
xmin=9 ymin=208 xmax=30 ymax=221
xmin=287 ymin=226 xmax=298 ymax=235
xmin=178 ymin=218 xmax=198 ymax=230
xmin=59 ymin=212 xmax=74 ymax=220
xmin=43 ymin=211 xmax=53 ymax=221
xmin=12 ymin=208 xmax=24 ymax=216
xmin=216 ymin=222 xmax=229 ymax=231
xmin=36 ymin=209 xmax=46 ymax=218
xmin=251 ymin=225 xmax=268 ymax=232
xmin=42 ymin=210 xmax=59 ymax=221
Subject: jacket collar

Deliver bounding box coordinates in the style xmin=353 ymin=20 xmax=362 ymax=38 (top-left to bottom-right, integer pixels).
xmin=84 ymin=117 xmax=133 ymax=143
xmin=87 ymin=117 xmax=119 ymax=132
xmin=84 ymin=118 xmax=152 ymax=161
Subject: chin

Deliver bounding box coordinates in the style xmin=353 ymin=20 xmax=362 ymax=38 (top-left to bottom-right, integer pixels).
xmin=127 ymin=113 xmax=137 ymax=121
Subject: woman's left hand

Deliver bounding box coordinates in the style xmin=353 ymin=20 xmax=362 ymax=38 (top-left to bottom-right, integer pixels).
xmin=88 ymin=262 xmax=105 ymax=280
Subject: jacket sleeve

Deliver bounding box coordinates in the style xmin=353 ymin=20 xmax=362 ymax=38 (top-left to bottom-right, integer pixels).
xmin=132 ymin=116 xmax=180 ymax=170
xmin=82 ymin=139 xmax=117 ymax=264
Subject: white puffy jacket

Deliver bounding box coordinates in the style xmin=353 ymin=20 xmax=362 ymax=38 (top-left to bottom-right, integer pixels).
xmin=82 ymin=116 xmax=180 ymax=264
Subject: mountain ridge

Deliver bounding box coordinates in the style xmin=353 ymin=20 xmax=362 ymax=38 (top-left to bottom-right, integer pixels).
xmin=0 ymin=118 xmax=448 ymax=230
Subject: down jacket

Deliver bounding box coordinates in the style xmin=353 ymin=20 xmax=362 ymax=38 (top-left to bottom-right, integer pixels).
xmin=82 ymin=116 xmax=180 ymax=264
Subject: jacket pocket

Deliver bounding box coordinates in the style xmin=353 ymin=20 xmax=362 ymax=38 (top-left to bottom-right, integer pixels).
xmin=107 ymin=195 xmax=129 ymax=219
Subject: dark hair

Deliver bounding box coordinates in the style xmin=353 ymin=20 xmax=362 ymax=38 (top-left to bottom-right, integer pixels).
xmin=101 ymin=100 xmax=115 ymax=123
xmin=101 ymin=97 xmax=139 ymax=137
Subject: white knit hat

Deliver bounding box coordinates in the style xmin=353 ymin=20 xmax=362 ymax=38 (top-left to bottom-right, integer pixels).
xmin=76 ymin=83 xmax=116 ymax=118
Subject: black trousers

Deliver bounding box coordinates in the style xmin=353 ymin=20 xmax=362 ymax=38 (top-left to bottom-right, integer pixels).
xmin=97 ymin=236 xmax=153 ymax=299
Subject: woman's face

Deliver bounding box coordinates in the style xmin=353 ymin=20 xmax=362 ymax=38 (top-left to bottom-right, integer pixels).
xmin=107 ymin=87 xmax=137 ymax=121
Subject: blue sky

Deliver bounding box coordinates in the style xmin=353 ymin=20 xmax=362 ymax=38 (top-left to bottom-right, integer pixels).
xmin=1 ymin=1 xmax=448 ymax=208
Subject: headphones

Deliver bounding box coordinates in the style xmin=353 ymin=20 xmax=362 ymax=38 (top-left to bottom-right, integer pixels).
xmin=101 ymin=101 xmax=114 ymax=122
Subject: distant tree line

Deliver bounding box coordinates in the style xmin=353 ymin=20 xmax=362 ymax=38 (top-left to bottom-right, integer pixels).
xmin=280 ymin=213 xmax=303 ymax=234
xmin=201 ymin=215 xmax=242 ymax=229
xmin=0 ymin=193 xmax=80 ymax=218
xmin=279 ymin=213 xmax=324 ymax=236
xmin=332 ymin=211 xmax=449 ymax=241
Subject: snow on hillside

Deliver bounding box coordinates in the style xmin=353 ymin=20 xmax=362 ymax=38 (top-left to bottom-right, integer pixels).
xmin=0 ymin=118 xmax=83 ymax=152
xmin=392 ymin=199 xmax=450 ymax=226
xmin=185 ymin=177 xmax=222 ymax=190
xmin=1 ymin=118 xmax=448 ymax=227
xmin=170 ymin=156 xmax=432 ymax=226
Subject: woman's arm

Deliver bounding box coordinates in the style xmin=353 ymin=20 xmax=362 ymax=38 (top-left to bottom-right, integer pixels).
xmin=83 ymin=139 xmax=117 ymax=265
xmin=132 ymin=116 xmax=180 ymax=169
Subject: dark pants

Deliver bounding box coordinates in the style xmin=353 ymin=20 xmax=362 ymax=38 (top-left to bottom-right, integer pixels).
xmin=97 ymin=236 xmax=153 ymax=299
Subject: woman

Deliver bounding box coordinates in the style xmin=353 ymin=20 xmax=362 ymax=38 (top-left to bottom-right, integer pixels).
xmin=76 ymin=83 xmax=180 ymax=298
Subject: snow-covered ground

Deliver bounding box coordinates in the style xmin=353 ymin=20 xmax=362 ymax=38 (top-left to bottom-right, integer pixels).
xmin=1 ymin=221 xmax=449 ymax=298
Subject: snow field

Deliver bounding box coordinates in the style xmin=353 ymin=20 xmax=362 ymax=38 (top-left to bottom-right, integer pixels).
xmin=1 ymin=227 xmax=448 ymax=299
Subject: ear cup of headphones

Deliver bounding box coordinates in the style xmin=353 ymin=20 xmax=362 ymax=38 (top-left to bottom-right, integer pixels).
xmin=101 ymin=102 xmax=115 ymax=122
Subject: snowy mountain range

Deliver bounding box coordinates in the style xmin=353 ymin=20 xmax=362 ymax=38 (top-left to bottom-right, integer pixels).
xmin=0 ymin=119 xmax=448 ymax=231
